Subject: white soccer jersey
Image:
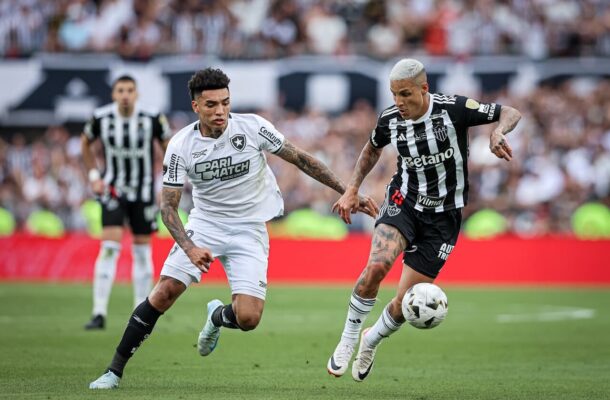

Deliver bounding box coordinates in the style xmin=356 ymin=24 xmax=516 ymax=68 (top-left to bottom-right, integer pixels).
xmin=162 ymin=113 xmax=285 ymax=222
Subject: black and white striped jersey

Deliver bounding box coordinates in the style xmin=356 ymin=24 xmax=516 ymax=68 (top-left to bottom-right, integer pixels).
xmin=84 ymin=103 xmax=171 ymax=203
xmin=371 ymin=93 xmax=502 ymax=213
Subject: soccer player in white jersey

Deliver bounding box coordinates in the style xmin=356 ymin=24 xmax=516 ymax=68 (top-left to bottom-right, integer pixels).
xmin=89 ymin=68 xmax=378 ymax=389
xmin=82 ymin=75 xmax=171 ymax=330
xmin=326 ymin=59 xmax=522 ymax=381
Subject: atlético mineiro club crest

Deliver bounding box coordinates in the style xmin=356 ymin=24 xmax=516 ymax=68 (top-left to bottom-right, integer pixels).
xmin=433 ymin=125 xmax=448 ymax=142
xmin=230 ymin=134 xmax=246 ymax=151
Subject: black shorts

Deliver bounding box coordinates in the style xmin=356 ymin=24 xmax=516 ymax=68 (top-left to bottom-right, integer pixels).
xmin=100 ymin=195 xmax=158 ymax=235
xmin=375 ymin=186 xmax=462 ymax=279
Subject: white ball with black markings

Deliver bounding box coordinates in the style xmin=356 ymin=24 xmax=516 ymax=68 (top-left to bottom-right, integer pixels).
xmin=402 ymin=283 xmax=448 ymax=329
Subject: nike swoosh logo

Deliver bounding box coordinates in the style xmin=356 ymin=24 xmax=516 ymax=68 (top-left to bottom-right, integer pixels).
xmin=329 ymin=356 xmax=341 ymax=371
xmin=358 ymin=360 xmax=374 ymax=380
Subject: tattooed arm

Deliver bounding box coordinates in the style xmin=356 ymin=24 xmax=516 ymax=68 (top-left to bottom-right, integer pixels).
xmin=332 ymin=141 xmax=383 ymax=224
xmin=490 ymin=105 xmax=521 ymax=162
xmin=275 ymin=140 xmax=345 ymax=194
xmin=160 ymin=187 xmax=213 ymax=272
xmin=346 ymin=141 xmax=383 ymax=192
xmin=274 ymin=140 xmax=379 ymax=221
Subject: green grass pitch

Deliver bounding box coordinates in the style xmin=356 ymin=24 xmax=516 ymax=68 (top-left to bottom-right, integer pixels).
xmin=0 ymin=283 xmax=609 ymax=399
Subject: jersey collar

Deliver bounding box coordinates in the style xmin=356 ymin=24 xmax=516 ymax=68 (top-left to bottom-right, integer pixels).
xmin=194 ymin=116 xmax=232 ymax=140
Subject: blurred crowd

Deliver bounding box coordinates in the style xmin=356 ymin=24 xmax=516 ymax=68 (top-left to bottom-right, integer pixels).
xmin=1 ymin=0 xmax=610 ymax=60
xmin=1 ymin=78 xmax=609 ymax=236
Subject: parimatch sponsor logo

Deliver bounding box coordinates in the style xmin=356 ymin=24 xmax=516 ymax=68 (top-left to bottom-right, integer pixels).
xmin=195 ymin=156 xmax=250 ymax=181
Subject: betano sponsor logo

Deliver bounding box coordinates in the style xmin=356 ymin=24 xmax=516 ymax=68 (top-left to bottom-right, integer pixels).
xmin=404 ymin=147 xmax=454 ymax=169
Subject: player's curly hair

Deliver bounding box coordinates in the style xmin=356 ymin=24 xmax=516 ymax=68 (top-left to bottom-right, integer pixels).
xmin=188 ymin=68 xmax=230 ymax=100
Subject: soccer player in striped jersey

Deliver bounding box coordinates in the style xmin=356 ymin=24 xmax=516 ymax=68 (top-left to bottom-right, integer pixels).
xmin=82 ymin=75 xmax=171 ymax=330
xmin=88 ymin=68 xmax=378 ymax=389
xmin=327 ymin=58 xmax=522 ymax=381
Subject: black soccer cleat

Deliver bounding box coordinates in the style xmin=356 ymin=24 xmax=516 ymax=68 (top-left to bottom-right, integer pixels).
xmin=84 ymin=315 xmax=105 ymax=330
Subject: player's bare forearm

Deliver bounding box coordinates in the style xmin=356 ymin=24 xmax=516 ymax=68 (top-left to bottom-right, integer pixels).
xmin=160 ymin=187 xmax=195 ymax=252
xmin=347 ymin=141 xmax=382 ymax=192
xmin=494 ymin=106 xmax=521 ymax=135
xmin=80 ymin=134 xmax=97 ymax=171
xmin=276 ymin=141 xmax=345 ymax=194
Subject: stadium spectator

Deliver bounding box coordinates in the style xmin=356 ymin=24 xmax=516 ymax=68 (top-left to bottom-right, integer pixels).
xmin=303 ymin=3 xmax=349 ymax=55
xmin=259 ymin=0 xmax=301 ymax=57
xmin=2 ymin=0 xmax=610 ymax=59
xmin=1 ymin=76 xmax=609 ymax=237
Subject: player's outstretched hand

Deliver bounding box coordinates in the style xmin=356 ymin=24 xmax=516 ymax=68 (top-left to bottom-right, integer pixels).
xmin=332 ymin=189 xmax=359 ymax=225
xmin=489 ymin=131 xmax=512 ymax=161
xmin=357 ymin=195 xmax=379 ymax=219
xmin=186 ymin=247 xmax=214 ymax=273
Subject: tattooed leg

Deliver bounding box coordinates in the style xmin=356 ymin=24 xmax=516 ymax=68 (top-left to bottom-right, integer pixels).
xmin=326 ymin=223 xmax=407 ymax=361
xmin=354 ymin=224 xmax=407 ymax=298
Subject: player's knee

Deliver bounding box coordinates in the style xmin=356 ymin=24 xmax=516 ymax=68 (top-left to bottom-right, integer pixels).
xmin=236 ymin=312 xmax=261 ymax=331
xmin=148 ymin=282 xmax=182 ymax=312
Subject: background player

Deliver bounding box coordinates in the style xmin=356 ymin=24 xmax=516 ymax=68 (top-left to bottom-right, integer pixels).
xmin=327 ymin=58 xmax=522 ymax=381
xmin=82 ymin=75 xmax=171 ymax=329
xmin=88 ymin=67 xmax=378 ymax=389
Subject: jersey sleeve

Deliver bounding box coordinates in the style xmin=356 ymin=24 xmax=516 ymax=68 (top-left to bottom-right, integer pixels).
xmin=450 ymin=95 xmax=502 ymax=128
xmin=256 ymin=118 xmax=285 ymax=154
xmin=83 ymin=116 xmax=100 ymax=141
xmin=370 ymin=114 xmax=392 ymax=149
xmin=152 ymin=113 xmax=172 ymax=141
xmin=162 ymin=140 xmax=187 ymax=188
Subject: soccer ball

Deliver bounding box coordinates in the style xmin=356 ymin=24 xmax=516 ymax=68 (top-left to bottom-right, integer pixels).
xmin=401 ymin=283 xmax=448 ymax=329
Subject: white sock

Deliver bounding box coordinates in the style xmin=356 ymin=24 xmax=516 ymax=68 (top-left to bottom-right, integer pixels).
xmin=364 ymin=304 xmax=404 ymax=348
xmin=92 ymin=241 xmax=121 ymax=316
xmin=340 ymin=292 xmax=376 ymax=342
xmin=132 ymin=243 xmax=153 ymax=309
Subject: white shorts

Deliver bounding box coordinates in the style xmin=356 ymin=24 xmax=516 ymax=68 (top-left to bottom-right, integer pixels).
xmin=160 ymin=217 xmax=270 ymax=300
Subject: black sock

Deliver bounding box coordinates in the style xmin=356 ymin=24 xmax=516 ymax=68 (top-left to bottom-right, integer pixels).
xmin=108 ymin=298 xmax=163 ymax=377
xmin=211 ymin=304 xmax=240 ymax=329
xmin=107 ymin=353 xmax=128 ymax=378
